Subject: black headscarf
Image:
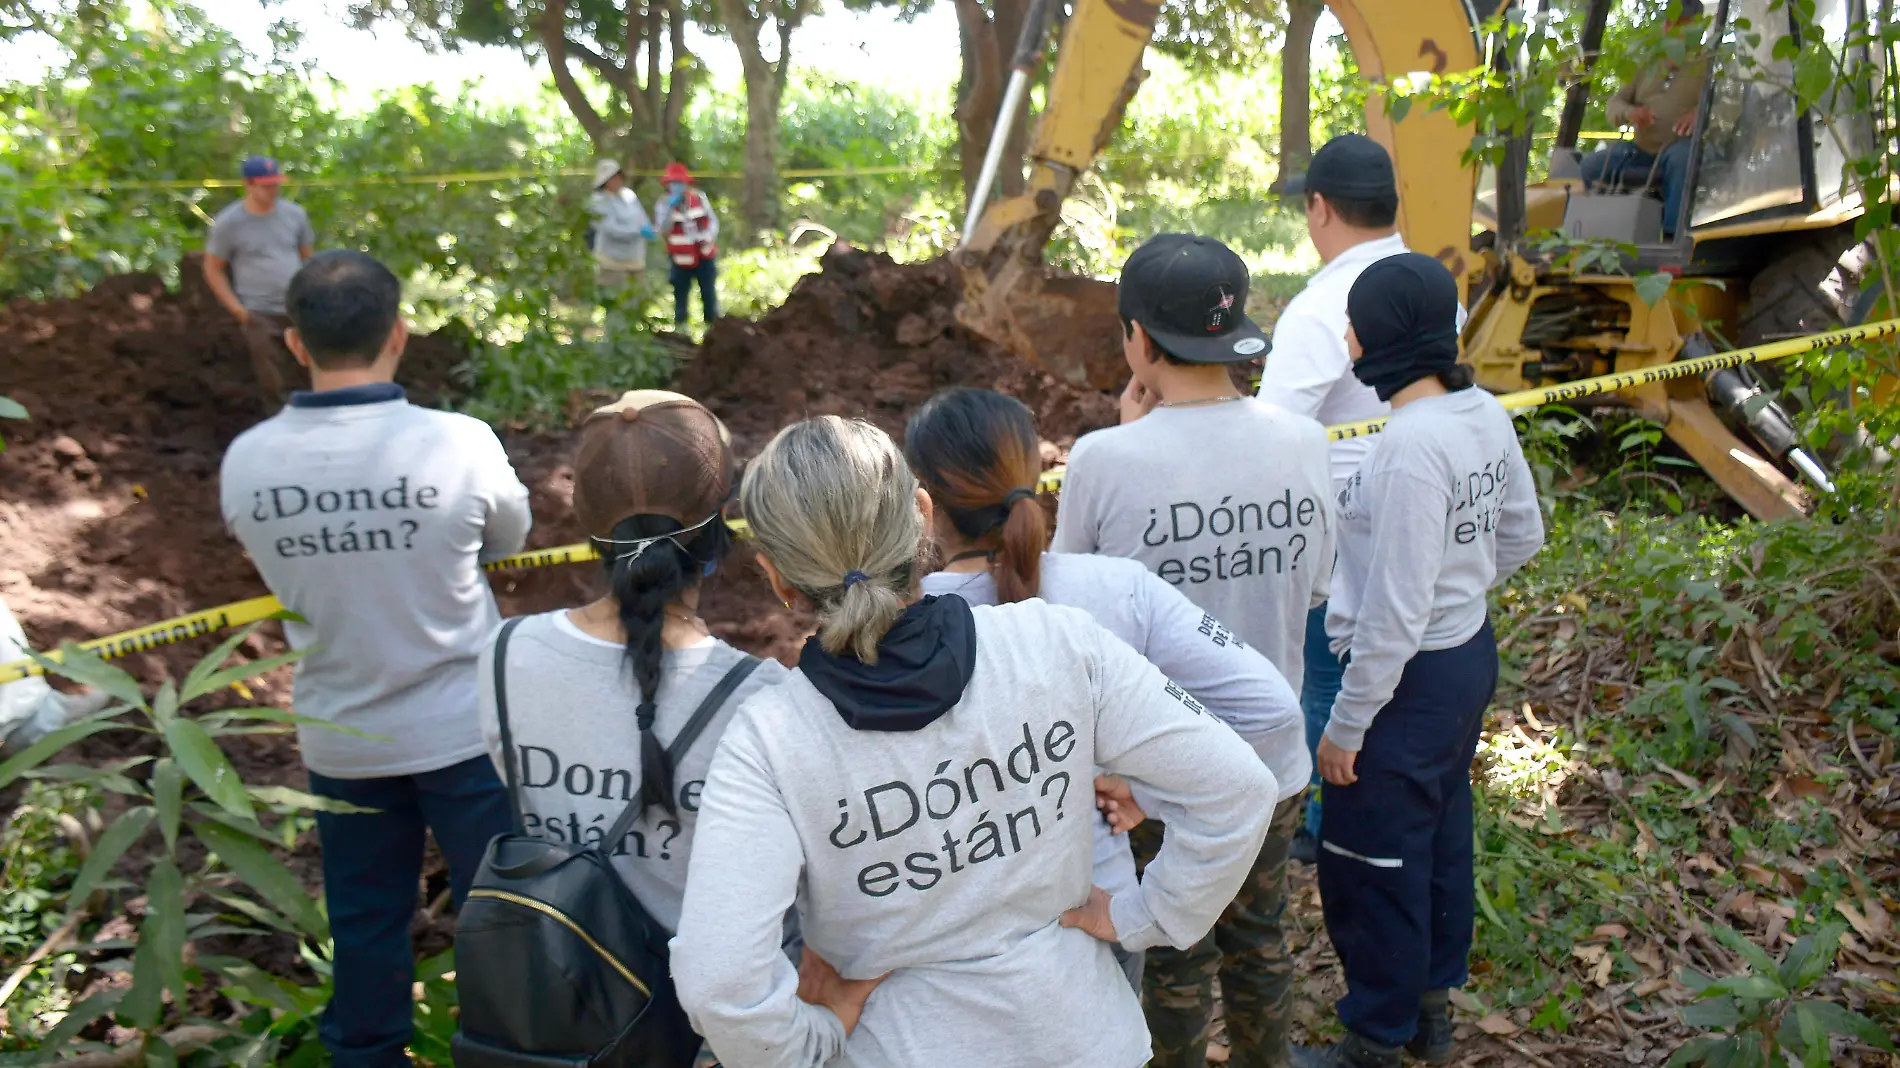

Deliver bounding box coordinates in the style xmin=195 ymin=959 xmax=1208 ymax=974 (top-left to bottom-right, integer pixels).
xmin=1347 ymin=252 xmax=1467 ymax=402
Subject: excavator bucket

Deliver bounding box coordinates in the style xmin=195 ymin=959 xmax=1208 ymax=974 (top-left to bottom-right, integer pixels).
xmin=958 ymin=266 xmax=1127 ymax=392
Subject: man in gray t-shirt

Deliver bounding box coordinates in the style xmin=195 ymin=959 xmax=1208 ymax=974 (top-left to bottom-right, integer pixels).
xmin=205 ymin=155 xmax=315 ymax=409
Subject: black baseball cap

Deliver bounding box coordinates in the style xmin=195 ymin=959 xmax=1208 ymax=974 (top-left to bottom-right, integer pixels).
xmin=1118 ymin=234 xmax=1270 ymax=364
xmin=1282 ymin=133 xmax=1396 ymax=201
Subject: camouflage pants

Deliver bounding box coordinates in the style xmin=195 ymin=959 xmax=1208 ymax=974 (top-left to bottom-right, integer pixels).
xmin=1131 ymin=794 xmax=1303 ymax=1068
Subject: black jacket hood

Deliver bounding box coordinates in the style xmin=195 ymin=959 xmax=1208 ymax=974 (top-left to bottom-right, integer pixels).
xmin=799 ymin=595 xmax=977 ymax=732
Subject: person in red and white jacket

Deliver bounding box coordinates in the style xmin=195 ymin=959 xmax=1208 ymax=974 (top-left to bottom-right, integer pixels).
xmin=653 ymin=162 xmax=720 ymax=329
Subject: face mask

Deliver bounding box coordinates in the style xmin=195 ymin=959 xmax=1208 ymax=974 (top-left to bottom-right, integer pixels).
xmin=669 ymin=182 xmax=687 ymax=197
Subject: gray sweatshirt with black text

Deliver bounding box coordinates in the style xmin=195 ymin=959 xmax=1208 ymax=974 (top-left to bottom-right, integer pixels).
xmin=1325 ymin=388 xmax=1544 ymax=750
xmin=671 ymin=601 xmax=1277 ymax=1068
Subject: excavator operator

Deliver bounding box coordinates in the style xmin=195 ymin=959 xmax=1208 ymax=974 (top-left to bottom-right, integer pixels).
xmin=1578 ymin=0 xmax=1712 ymax=237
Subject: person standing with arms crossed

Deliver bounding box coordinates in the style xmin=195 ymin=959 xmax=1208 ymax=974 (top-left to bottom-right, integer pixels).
xmin=220 ymin=250 xmax=530 ymax=1068
xmin=1256 ymin=133 xmax=1413 ymax=864
xmin=1054 ymin=234 xmax=1331 ymax=1068
xmin=204 ymin=155 xmax=315 ymax=409
xmin=654 ymin=162 xmax=720 ymax=329
xmin=1297 ymin=254 xmax=1544 ymax=1068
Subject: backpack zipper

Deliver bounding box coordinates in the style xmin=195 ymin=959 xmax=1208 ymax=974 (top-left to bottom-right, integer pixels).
xmin=466 ymin=888 xmax=651 ymax=997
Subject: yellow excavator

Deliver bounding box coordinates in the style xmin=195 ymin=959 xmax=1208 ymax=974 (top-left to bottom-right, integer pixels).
xmin=954 ymin=0 xmax=1888 ymax=519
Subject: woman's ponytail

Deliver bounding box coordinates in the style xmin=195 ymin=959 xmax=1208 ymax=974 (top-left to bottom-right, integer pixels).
xmin=904 ymin=388 xmax=1050 ymax=604
xmin=994 ymin=488 xmax=1048 ymax=605
xmin=601 ymin=513 xmax=731 ymax=817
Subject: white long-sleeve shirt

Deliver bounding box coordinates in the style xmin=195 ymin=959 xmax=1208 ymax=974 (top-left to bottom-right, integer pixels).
xmin=589 ymin=187 xmax=652 ymax=265
xmin=1256 ymin=233 xmax=1409 ymax=489
xmin=219 ymin=384 xmax=532 ymax=777
xmin=671 ymin=601 xmax=1277 ymax=1068
xmin=1324 ymin=388 xmax=1545 ymax=751
xmin=922 ymin=553 xmax=1307 ymax=900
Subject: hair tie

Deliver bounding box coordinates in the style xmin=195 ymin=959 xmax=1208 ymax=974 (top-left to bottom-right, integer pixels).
xmin=1002 ymin=487 xmax=1037 ymax=510
xmin=843 ymin=570 xmax=871 ymax=589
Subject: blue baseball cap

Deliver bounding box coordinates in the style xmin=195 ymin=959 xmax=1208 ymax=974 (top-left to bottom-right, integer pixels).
xmin=240 ymin=155 xmax=284 ymax=182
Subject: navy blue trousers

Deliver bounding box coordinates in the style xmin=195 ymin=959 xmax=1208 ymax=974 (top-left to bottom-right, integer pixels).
xmin=1317 ymin=619 xmax=1497 ymax=1047
xmin=309 ymin=754 xmax=512 ymax=1068
xmin=670 ymin=258 xmax=719 ymax=326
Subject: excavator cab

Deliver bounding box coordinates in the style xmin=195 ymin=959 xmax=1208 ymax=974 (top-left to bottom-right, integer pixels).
xmin=1549 ymin=0 xmax=1874 ymax=256
xmin=953 ymin=0 xmax=1883 ymax=518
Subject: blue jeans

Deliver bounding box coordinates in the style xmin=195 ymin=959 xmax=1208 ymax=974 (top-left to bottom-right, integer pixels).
xmin=1301 ymin=603 xmax=1345 ymax=837
xmin=1317 ymin=620 xmax=1497 ymax=1047
xmin=670 ymin=258 xmax=719 ymax=327
xmin=1579 ymin=139 xmax=1692 ymax=235
xmin=310 ymin=754 xmax=513 ymax=1068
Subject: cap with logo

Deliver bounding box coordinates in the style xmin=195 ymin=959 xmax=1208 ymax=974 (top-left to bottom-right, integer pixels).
xmin=1281 ymin=133 xmax=1396 ymax=201
xmin=1117 ymin=234 xmax=1271 ymax=364
xmin=571 ymin=390 xmax=734 ymax=541
xmin=240 ymin=155 xmax=284 ymax=183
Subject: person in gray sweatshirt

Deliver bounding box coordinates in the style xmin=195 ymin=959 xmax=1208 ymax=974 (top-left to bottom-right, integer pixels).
xmin=475 ymin=391 xmax=788 ymax=937
xmin=219 ymin=250 xmax=530 ymax=1068
xmin=1052 ymin=233 xmax=1330 ymax=1068
xmin=671 ymin=415 xmax=1278 ymax=1068
xmin=904 ymin=386 xmax=1308 ymax=997
xmin=1297 ymin=254 xmax=1545 ymax=1068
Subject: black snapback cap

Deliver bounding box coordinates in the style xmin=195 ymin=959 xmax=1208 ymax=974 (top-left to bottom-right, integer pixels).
xmin=1117 ymin=234 xmax=1270 ymax=365
xmin=1282 ymin=133 xmax=1397 ymax=201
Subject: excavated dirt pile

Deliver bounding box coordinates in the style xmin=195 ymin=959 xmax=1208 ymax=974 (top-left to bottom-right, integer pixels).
xmin=677 ymin=242 xmax=1118 ymax=456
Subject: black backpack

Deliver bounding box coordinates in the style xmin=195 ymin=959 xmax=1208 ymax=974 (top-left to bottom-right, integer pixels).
xmin=452 ymin=617 xmax=762 ymax=1068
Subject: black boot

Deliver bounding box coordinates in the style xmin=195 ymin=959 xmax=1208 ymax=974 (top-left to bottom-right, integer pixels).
xmin=1406 ymin=990 xmax=1455 ymax=1064
xmin=1292 ymin=1032 xmax=1403 ymax=1068
xmin=1290 ymin=826 xmax=1319 ymax=865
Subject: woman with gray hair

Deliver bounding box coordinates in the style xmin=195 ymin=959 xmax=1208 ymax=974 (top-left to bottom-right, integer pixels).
xmin=671 ymin=415 xmax=1279 ymax=1068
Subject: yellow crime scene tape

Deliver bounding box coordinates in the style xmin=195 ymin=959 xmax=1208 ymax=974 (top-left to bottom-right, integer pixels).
xmin=17 ymin=163 xmax=960 ymax=193
xmin=19 ymin=140 xmax=1658 ymax=194
xmin=3 ymin=317 xmax=1896 ymax=686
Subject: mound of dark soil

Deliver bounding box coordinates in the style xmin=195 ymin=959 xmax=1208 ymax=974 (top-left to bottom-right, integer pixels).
xmin=676 ymin=243 xmax=1118 ymax=456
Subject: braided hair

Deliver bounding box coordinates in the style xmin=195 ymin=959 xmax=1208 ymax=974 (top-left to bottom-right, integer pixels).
xmin=601 ymin=513 xmax=733 ymax=816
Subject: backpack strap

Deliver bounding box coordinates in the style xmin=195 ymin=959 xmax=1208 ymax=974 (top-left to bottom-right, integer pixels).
xmin=492 ymin=616 xmax=528 ymax=835
xmin=666 ymin=656 xmax=762 ymax=766
xmin=599 ymin=655 xmax=763 ymax=853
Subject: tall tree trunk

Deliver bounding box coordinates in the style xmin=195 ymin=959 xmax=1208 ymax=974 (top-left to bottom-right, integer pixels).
xmin=661 ymin=0 xmax=692 ymax=151
xmin=738 ymin=59 xmax=783 ymax=238
xmin=952 ymin=0 xmax=1031 ymax=215
xmin=1274 ymin=0 xmax=1323 ymax=191
xmin=719 ymin=0 xmax=802 ymax=241
xmin=540 ymin=0 xmax=611 ymax=153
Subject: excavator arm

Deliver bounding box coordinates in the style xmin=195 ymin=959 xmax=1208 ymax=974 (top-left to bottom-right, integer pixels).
xmin=953 ymin=0 xmax=1487 ymax=390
